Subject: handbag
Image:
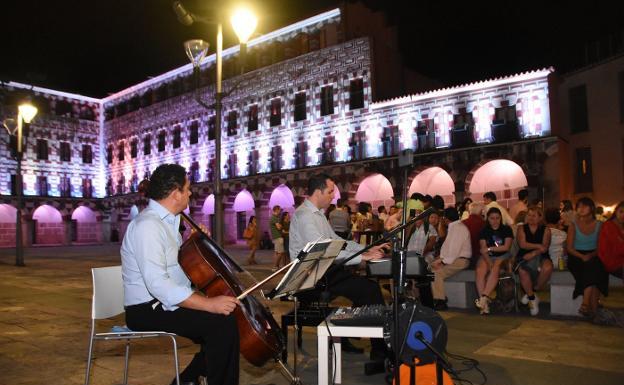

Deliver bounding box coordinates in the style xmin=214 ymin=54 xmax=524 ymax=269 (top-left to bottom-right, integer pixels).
xmin=243 ymin=227 xmax=253 ymax=240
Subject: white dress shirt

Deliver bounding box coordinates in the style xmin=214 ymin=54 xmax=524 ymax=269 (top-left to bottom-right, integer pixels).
xmin=121 ymin=199 xmax=193 ymax=310
xmin=290 ymin=200 xmax=363 ymax=265
xmin=438 ymin=220 xmax=472 ymax=264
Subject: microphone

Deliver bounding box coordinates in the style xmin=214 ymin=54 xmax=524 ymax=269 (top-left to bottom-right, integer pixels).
xmin=172 ymin=1 xmax=194 ymax=26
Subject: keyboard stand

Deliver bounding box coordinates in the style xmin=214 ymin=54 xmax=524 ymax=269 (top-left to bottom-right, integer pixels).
xmin=317 ymin=320 xmax=383 ymax=385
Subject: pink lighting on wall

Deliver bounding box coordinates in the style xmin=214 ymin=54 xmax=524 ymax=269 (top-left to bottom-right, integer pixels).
xmin=32 ymin=205 xmax=62 ymax=223
xmin=32 ymin=204 xmax=63 ymax=245
xmin=408 ymin=167 xmax=456 ymax=206
xmin=355 ymin=173 xmax=394 ymax=209
xmin=469 ymin=160 xmax=527 ymax=193
xmin=0 ymin=204 xmax=17 ymax=222
xmin=71 ymin=206 xmax=97 ymax=222
xmin=269 ymin=184 xmax=295 ymax=212
xmin=202 ymin=194 xmax=215 ymax=215
xmin=233 ymin=189 xmax=255 ymax=212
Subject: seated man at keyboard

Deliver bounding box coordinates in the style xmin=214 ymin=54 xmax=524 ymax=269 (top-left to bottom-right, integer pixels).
xmin=428 ymin=207 xmax=472 ymax=310
xmin=289 ymin=173 xmax=389 ymax=374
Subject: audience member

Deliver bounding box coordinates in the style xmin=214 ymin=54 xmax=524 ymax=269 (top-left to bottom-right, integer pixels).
xmin=378 ymin=205 xmax=388 ymax=222
xmin=560 ymin=199 xmax=575 ymax=229
xmin=595 ymin=206 xmax=607 ymax=222
xmin=510 ymin=189 xmax=529 ymax=222
xmin=483 ymin=191 xmax=514 ymax=226
xmin=463 ymin=202 xmax=486 ymax=268
xmin=270 ymin=205 xmax=285 ymax=271
xmin=545 ymin=208 xmax=567 ymax=269
xmin=516 ymin=206 xmax=553 ymax=316
xmin=566 ymin=197 xmax=608 ymax=318
xmin=243 ymin=216 xmax=259 ymax=265
xmin=598 ymin=201 xmax=624 ymax=280
xmin=432 ymin=195 xmax=445 ymax=211
xmin=281 ymin=211 xmax=291 ymax=266
xmin=475 ymin=207 xmax=514 ymax=315
xmin=407 ymin=209 xmax=438 ymax=262
xmin=429 ymin=208 xmax=472 ymax=310
xmin=458 ymin=197 xmax=473 ymax=220
xmin=329 ymin=199 xmax=352 ymax=239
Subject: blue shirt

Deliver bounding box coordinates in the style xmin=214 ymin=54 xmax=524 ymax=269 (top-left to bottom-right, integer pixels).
xmin=121 ymin=199 xmax=193 ymax=310
xmin=289 ymin=199 xmax=364 ymax=265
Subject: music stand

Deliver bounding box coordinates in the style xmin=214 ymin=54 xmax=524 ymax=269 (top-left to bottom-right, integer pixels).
xmin=268 ymin=238 xmax=345 ymax=385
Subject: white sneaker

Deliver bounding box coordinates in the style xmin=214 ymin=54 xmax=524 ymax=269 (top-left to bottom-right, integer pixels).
xmin=520 ymin=294 xmax=529 ymax=305
xmin=475 ymin=296 xmax=490 ymax=315
xmin=528 ymin=295 xmax=540 ymax=316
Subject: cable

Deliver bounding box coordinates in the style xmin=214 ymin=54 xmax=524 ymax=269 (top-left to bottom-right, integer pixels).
xmin=442 ymin=350 xmax=487 ymax=385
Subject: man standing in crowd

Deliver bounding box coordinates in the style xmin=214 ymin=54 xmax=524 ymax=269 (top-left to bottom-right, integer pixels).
xmin=329 ymin=198 xmax=352 ymax=239
xmin=510 ymin=189 xmax=529 ymax=222
xmin=270 ymin=205 xmax=284 ymax=271
xmin=483 ymin=191 xmax=514 ymax=226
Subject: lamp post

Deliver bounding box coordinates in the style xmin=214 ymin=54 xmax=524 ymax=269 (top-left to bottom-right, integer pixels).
xmin=178 ymin=3 xmax=257 ymax=246
xmin=3 ymin=102 xmax=38 ymax=266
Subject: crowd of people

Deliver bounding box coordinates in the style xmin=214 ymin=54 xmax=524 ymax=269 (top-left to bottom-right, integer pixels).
xmin=241 ymin=186 xmax=624 ymax=320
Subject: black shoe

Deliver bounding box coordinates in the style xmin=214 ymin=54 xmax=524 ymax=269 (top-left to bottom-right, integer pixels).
xmin=341 ymin=337 xmax=364 ymax=354
xmin=433 ymin=299 xmax=448 ymax=311
xmin=364 ymin=359 xmax=386 ymax=375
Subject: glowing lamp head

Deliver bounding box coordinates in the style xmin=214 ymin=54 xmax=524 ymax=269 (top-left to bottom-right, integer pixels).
xmin=18 ymin=102 xmax=38 ymax=123
xmin=184 ymin=39 xmax=210 ymax=68
xmin=230 ymin=7 xmax=257 ymax=44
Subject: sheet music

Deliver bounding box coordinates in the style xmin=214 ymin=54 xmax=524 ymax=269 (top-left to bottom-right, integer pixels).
xmin=270 ymin=238 xmax=345 ymax=298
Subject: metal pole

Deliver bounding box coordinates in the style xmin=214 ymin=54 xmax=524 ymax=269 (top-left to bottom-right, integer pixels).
xmin=214 ymin=23 xmax=224 ymax=246
xmin=15 ymin=114 xmax=24 ymax=267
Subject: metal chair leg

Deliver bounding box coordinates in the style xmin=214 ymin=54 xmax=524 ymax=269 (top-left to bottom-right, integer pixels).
xmin=123 ymin=340 xmax=130 ymax=385
xmin=84 ymin=325 xmax=95 ymax=385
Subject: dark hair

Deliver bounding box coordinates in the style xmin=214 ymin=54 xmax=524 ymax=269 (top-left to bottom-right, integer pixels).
xmin=518 ymin=189 xmax=529 ymax=201
xmin=483 ymin=191 xmax=497 ymax=201
xmin=422 ymin=195 xmax=432 ymax=203
xmin=610 ymin=201 xmax=624 ymax=221
xmin=596 ymin=206 xmax=604 ymax=214
xmin=307 ymin=173 xmax=334 ymax=196
xmin=148 ymin=164 xmax=186 ymax=200
xmin=378 ymin=205 xmax=386 ymax=213
xmin=444 ymin=207 xmax=459 ymax=221
xmin=138 ymin=179 xmax=150 ymax=197
xmin=280 ymin=211 xmax=290 ymax=221
xmin=485 ymin=207 xmax=503 ymax=229
xmin=411 ymin=192 xmax=424 ymax=201
xmin=561 ymin=199 xmax=573 ymax=212
xmin=575 ymin=197 xmax=596 ymax=218
xmin=544 ymin=208 xmax=561 ymax=225
xmin=459 ymin=197 xmax=472 ymax=213
xmin=358 ymin=202 xmax=369 ymax=215
xmin=432 ymin=195 xmax=445 ymax=210
xmin=248 ymin=215 xmax=256 ymax=225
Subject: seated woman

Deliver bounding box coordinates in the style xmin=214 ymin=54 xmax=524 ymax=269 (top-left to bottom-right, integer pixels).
xmin=598 ymin=201 xmax=624 ymax=280
xmin=475 ymin=207 xmax=514 ymax=315
xmin=566 ymin=197 xmax=608 ymax=318
xmin=407 ymin=210 xmax=438 ymax=262
xmin=516 ymin=206 xmax=553 ymax=316
xmin=545 ymin=208 xmax=567 ymax=269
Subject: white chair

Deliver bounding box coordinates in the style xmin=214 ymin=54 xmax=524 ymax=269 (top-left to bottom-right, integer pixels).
xmin=84 ymin=265 xmax=180 ymax=385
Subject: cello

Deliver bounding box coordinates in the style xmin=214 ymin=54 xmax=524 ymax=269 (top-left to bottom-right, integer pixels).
xmin=178 ymin=212 xmax=284 ymax=367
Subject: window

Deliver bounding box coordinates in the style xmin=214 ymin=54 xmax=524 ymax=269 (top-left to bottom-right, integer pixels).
xmin=349 ymin=78 xmax=364 ymax=110
xmin=619 ymin=71 xmax=624 ymax=123
xmin=37 ymin=176 xmax=48 ymax=196
xmin=106 ymin=145 xmax=113 ymax=164
xmin=294 ymin=92 xmax=306 ymax=121
xmin=569 ymin=85 xmax=589 ymax=133
xmin=37 ymin=139 xmax=49 ymax=160
xmin=143 ymin=135 xmax=151 ymax=155
xmin=270 ymin=99 xmax=281 ymax=127
xmin=118 ymin=142 xmax=125 ymax=161
xmin=189 ymin=121 xmax=199 ymax=144
xmin=227 ymin=111 xmax=238 ymax=136
xmin=320 ymin=85 xmax=334 ymax=116
xmin=60 ymin=176 xmax=71 ymax=197
xmin=130 ymin=139 xmax=138 ymax=158
xmin=248 ymin=105 xmax=258 ymax=132
xmin=208 ymin=116 xmax=216 ymax=140
xmin=173 ymin=126 xmax=181 ymax=149
xmin=60 ymin=142 xmax=71 ymax=162
xmin=575 ymin=147 xmax=593 ymax=193
xmin=82 ymin=178 xmax=93 ymax=198
xmin=82 ymin=144 xmax=92 ymax=164
xmin=158 ymin=131 xmax=166 ymax=152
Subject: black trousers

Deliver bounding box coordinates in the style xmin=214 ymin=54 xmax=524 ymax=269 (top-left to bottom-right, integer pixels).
xmin=125 ymin=302 xmax=239 ymax=385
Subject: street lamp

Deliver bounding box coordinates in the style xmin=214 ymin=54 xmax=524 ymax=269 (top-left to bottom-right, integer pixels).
xmin=177 ymin=2 xmax=257 ymax=247
xmin=2 ymin=101 xmax=38 ymax=266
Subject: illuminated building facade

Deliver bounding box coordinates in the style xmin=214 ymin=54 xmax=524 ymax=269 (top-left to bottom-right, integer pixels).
xmin=1 ymin=6 xmax=571 ymax=247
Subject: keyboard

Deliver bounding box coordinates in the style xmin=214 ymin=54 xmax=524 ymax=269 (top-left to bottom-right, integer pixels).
xmin=329 ymin=304 xmax=390 ymax=327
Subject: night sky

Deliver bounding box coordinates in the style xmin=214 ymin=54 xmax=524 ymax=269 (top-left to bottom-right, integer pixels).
xmin=1 ymin=0 xmax=622 ymax=98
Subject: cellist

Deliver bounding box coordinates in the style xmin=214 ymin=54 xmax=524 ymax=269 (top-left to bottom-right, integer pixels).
xmin=121 ymin=164 xmax=240 ymax=385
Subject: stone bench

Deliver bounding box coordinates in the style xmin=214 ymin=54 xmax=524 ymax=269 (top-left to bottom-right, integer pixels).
xmin=444 ymin=269 xmax=478 ymax=309
xmin=550 ymin=271 xmax=623 ymax=317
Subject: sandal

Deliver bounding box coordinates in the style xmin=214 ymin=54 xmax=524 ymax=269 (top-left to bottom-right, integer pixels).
xmin=578 ymin=304 xmax=595 ymax=318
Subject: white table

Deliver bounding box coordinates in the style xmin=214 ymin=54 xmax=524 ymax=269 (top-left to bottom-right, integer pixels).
xmin=317 ymin=321 xmax=383 ymax=385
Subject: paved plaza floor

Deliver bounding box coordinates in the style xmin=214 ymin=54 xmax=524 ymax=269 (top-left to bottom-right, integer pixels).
xmin=0 ymin=244 xmax=623 ymax=385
